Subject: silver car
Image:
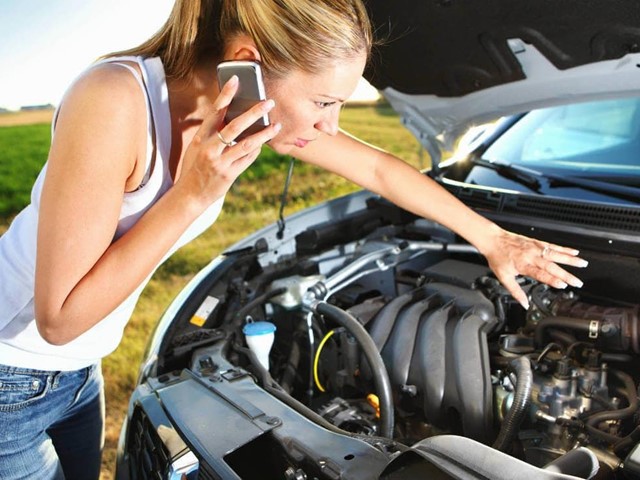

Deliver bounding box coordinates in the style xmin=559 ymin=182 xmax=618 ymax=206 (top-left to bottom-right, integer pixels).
xmin=116 ymin=1 xmax=640 ymax=478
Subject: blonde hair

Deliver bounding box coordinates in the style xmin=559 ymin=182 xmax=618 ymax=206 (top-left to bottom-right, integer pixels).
xmin=109 ymin=0 xmax=372 ymax=80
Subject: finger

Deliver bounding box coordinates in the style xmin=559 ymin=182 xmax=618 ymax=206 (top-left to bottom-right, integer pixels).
xmin=222 ymin=121 xmax=281 ymax=157
xmin=541 ymin=242 xmax=581 ymax=256
xmin=521 ymin=265 xmax=569 ymax=290
xmin=541 ymin=247 xmax=589 ymax=268
xmin=499 ymin=274 xmax=529 ymax=310
xmin=222 ymin=99 xmax=275 ymax=140
xmin=194 ymin=76 xmax=241 ymax=140
xmin=213 ymin=74 xmax=240 ymax=109
xmin=541 ymin=261 xmax=584 ymax=288
xmin=229 ymin=148 xmax=262 ymax=176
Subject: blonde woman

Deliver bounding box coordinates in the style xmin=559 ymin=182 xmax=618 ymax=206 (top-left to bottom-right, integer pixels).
xmin=0 ymin=0 xmax=586 ymax=478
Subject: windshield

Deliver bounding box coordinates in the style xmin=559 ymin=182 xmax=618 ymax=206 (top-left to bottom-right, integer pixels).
xmin=482 ymin=97 xmax=640 ymax=176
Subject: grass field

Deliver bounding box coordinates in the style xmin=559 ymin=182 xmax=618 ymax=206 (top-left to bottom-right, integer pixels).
xmin=0 ymin=104 xmax=426 ymax=478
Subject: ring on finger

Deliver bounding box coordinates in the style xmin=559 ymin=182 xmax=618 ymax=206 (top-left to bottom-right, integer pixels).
xmin=541 ymin=245 xmax=551 ymax=258
xmin=217 ymin=130 xmax=235 ymax=146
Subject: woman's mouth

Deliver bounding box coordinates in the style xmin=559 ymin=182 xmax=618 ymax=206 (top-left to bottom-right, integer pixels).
xmin=294 ymin=139 xmax=310 ymax=148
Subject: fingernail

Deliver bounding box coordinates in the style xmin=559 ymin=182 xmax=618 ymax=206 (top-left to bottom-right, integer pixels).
xmin=556 ymin=281 xmax=568 ymax=289
xmin=228 ymin=75 xmax=238 ymax=85
xmin=569 ymin=278 xmax=584 ymax=288
xmin=273 ymin=122 xmax=282 ymax=132
xmin=521 ymin=299 xmax=530 ymax=310
xmin=577 ymin=259 xmax=589 ymax=268
xmin=264 ymin=99 xmax=275 ymax=111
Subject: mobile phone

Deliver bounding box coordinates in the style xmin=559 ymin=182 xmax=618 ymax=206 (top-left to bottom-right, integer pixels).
xmin=217 ymin=60 xmax=270 ymax=140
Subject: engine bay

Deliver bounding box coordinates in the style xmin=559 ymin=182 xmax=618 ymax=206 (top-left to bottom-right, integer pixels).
xmin=149 ymin=196 xmax=640 ymax=479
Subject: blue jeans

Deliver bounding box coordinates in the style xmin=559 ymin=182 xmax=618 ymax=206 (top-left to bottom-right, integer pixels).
xmin=0 ymin=363 xmax=104 ymax=480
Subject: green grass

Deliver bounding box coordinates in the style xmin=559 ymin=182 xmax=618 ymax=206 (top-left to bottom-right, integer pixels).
xmin=0 ymin=102 xmax=427 ymax=479
xmin=0 ymin=123 xmax=51 ymax=217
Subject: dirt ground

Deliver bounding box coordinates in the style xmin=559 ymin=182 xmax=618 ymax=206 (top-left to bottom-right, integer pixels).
xmin=0 ymin=109 xmax=55 ymax=126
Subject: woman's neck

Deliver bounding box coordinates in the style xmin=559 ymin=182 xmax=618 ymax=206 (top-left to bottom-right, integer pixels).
xmin=167 ymin=60 xmax=219 ymax=123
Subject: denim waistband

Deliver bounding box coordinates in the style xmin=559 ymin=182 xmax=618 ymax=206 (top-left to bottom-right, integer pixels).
xmin=0 ymin=362 xmax=98 ymax=376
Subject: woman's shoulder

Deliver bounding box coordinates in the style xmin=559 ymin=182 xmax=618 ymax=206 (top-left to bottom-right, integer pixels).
xmin=69 ymin=60 xmax=145 ymax=102
xmin=54 ymin=59 xmax=148 ymax=132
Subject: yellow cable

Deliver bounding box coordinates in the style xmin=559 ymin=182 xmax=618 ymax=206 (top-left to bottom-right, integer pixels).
xmin=313 ymin=329 xmax=336 ymax=393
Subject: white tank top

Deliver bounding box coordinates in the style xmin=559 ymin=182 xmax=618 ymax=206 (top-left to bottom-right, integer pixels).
xmin=0 ymin=56 xmax=224 ymax=371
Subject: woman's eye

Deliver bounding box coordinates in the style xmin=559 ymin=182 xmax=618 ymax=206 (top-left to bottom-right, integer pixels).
xmin=316 ymin=101 xmax=335 ymax=109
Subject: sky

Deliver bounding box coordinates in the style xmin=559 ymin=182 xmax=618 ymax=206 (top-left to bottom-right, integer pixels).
xmin=0 ymin=0 xmax=379 ymax=111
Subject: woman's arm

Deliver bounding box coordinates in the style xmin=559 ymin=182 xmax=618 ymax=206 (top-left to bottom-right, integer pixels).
xmin=34 ymin=67 xmax=278 ymax=345
xmin=292 ymin=130 xmax=588 ymax=308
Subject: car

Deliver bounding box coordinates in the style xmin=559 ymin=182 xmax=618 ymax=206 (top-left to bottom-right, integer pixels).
xmin=116 ymin=1 xmax=640 ymax=479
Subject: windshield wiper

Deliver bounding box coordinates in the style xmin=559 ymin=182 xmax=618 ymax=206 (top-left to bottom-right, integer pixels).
xmin=472 ymin=158 xmax=640 ymax=203
xmin=545 ymin=173 xmax=640 ymax=203
xmin=471 ymin=158 xmax=542 ymax=192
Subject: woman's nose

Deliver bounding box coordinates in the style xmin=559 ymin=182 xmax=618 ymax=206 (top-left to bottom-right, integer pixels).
xmin=315 ymin=109 xmax=340 ymax=136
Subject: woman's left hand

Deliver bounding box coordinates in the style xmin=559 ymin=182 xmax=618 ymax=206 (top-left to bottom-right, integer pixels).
xmin=479 ymin=225 xmax=589 ymax=309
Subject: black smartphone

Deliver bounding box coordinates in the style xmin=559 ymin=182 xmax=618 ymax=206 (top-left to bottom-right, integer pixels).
xmin=217 ymin=60 xmax=270 ymax=140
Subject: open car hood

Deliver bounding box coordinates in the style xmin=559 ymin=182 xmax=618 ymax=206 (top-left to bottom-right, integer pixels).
xmin=363 ymin=0 xmax=640 ymax=157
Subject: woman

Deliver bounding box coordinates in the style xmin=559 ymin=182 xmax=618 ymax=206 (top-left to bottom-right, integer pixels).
xmin=0 ymin=0 xmax=587 ymax=478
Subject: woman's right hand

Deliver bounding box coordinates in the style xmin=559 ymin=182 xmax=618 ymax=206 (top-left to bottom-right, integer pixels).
xmin=175 ymin=75 xmax=281 ymax=210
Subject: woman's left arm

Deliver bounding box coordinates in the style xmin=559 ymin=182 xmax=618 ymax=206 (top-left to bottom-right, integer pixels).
xmin=292 ymin=130 xmax=588 ymax=309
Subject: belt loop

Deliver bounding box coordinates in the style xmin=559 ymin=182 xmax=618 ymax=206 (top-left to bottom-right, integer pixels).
xmin=51 ymin=371 xmax=61 ymax=390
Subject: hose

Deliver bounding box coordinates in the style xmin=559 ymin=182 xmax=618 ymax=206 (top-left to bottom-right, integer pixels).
xmin=585 ymin=369 xmax=638 ymax=428
xmin=493 ymin=356 xmax=533 ymax=452
xmin=534 ymin=316 xmax=593 ymax=347
xmin=614 ymin=425 xmax=640 ymax=457
xmin=230 ymin=287 xmax=287 ymax=330
xmin=280 ymin=334 xmax=301 ymax=394
xmin=312 ymin=301 xmax=395 ymax=438
xmin=232 ymin=343 xmax=407 ymax=453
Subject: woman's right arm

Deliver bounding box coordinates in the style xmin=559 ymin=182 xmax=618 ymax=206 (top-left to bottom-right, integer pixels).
xmin=34 ymin=67 xmax=278 ymax=345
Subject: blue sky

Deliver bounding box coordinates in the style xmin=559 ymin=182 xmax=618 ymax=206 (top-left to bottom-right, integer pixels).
xmin=0 ymin=0 xmax=174 ymax=110
xmin=0 ymin=0 xmax=378 ymax=111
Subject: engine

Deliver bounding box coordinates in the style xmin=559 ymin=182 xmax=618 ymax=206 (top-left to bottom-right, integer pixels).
xmin=162 ymin=211 xmax=640 ymax=478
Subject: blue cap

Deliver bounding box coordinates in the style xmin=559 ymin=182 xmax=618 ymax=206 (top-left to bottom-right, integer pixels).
xmin=243 ymin=321 xmax=276 ymax=336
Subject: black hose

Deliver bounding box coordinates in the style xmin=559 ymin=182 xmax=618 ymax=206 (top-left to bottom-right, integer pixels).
xmin=493 ymin=356 xmax=533 ymax=452
xmin=232 ymin=343 xmax=407 ymax=453
xmin=585 ymin=369 xmax=638 ymax=428
xmin=535 ymin=316 xmax=593 ymax=347
xmin=556 ymin=417 xmax=622 ymax=445
xmin=548 ymin=329 xmax=578 ymax=346
xmin=230 ymin=287 xmax=288 ymax=330
xmin=280 ymin=334 xmax=301 ymax=394
xmin=313 ymin=301 xmax=395 ymax=438
xmin=614 ymin=425 xmax=640 ymax=457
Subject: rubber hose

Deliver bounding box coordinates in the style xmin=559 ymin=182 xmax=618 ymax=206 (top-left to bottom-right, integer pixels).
xmin=585 ymin=369 xmax=638 ymax=427
xmin=231 ymin=287 xmax=288 ymax=330
xmin=535 ymin=316 xmax=593 ymax=347
xmin=236 ymin=343 xmax=407 ymax=452
xmin=614 ymin=425 xmax=640 ymax=457
xmin=280 ymin=336 xmax=301 ymax=394
xmin=493 ymin=356 xmax=533 ymax=452
xmin=314 ymin=301 xmax=395 ymax=438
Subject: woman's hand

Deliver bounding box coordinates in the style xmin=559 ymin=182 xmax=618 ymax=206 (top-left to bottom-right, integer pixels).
xmin=175 ymin=75 xmax=281 ymax=210
xmin=479 ymin=225 xmax=589 ymax=309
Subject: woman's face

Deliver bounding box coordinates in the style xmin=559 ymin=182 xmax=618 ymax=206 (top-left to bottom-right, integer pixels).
xmin=264 ymin=53 xmax=367 ymax=154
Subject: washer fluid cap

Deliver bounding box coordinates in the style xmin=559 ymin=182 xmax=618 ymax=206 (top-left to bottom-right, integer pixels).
xmin=243 ymin=321 xmax=276 ymax=336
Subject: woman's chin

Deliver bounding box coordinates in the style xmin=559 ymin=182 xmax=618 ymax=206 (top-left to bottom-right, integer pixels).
xmin=267 ymin=140 xmax=294 ymax=155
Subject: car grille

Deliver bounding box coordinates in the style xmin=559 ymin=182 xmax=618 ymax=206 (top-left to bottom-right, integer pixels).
xmin=127 ymin=407 xmax=171 ymax=480
xmin=126 ymin=406 xmax=219 ymax=480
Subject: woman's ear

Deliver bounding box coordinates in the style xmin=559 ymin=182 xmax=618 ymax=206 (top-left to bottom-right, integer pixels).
xmin=224 ymin=34 xmax=261 ymax=62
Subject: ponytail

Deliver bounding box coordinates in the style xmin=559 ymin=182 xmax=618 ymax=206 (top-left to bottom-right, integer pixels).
xmin=106 ymin=0 xmax=372 ymax=80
